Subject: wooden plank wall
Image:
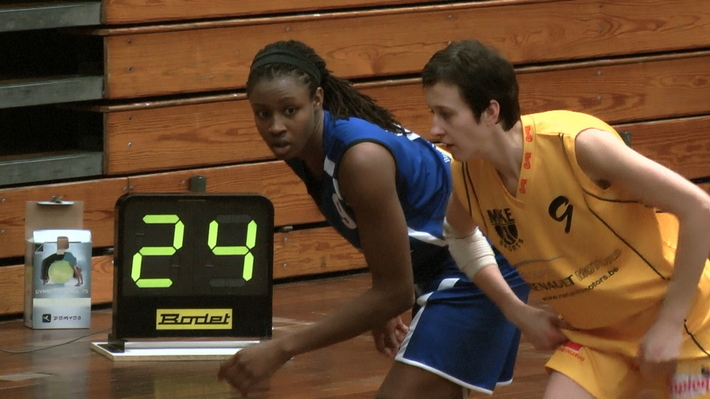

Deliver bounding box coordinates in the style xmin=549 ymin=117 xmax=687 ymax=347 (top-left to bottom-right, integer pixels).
xmin=1 ymin=0 xmax=709 ymax=316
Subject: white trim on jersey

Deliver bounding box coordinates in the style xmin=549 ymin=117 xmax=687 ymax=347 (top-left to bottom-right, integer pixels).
xmin=408 ymin=228 xmax=446 ymax=246
xmin=324 ymin=156 xmax=343 ymax=200
xmin=324 ymin=156 xmax=336 ymax=176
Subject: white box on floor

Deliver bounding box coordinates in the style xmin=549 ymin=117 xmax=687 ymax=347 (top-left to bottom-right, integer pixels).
xmin=24 ymin=201 xmax=92 ymax=329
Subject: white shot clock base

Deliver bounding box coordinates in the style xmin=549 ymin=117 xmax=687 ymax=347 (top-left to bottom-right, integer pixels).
xmin=90 ymin=339 xmax=260 ymax=361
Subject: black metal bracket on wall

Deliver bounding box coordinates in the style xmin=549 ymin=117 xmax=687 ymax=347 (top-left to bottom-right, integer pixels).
xmin=619 ymin=130 xmax=632 ymax=147
xmin=189 ymin=175 xmax=207 ymax=192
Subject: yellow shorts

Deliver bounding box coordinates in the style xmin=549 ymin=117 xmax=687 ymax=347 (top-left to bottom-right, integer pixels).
xmin=673 ymin=358 xmax=710 ymax=399
xmin=546 ymin=341 xmax=710 ymax=399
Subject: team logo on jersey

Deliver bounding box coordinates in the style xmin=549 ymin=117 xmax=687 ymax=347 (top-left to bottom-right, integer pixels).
xmin=524 ymin=125 xmax=533 ymax=142
xmin=523 ymin=152 xmax=532 ymax=169
xmin=486 ymin=208 xmax=523 ymax=251
xmin=548 ymin=196 xmax=574 ymax=233
xmin=519 ymin=178 xmax=528 ymax=194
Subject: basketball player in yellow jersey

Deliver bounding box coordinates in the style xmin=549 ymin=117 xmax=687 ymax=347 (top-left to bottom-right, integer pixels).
xmin=421 ymin=40 xmax=710 ymax=399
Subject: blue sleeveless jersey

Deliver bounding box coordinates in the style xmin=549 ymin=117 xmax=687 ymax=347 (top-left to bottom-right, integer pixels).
xmin=287 ymin=111 xmax=452 ymax=284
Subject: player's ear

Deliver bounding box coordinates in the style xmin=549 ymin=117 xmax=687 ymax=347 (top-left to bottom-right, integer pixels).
xmin=484 ymin=100 xmax=500 ymax=126
xmin=313 ymin=87 xmax=324 ymax=111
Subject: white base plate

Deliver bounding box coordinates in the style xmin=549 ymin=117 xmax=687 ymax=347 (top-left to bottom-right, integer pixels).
xmin=90 ymin=340 xmax=260 ymax=361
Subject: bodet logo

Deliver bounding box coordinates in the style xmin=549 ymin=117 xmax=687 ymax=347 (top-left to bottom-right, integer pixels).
xmin=156 ymin=309 xmax=232 ymax=330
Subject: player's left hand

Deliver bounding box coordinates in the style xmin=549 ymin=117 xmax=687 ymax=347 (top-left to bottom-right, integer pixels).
xmin=371 ymin=316 xmax=409 ymax=358
xmin=217 ymin=339 xmax=289 ymax=397
xmin=636 ymin=318 xmax=681 ymax=388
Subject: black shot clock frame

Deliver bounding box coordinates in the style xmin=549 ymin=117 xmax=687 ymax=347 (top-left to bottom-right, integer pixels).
xmin=91 ymin=193 xmax=274 ymax=361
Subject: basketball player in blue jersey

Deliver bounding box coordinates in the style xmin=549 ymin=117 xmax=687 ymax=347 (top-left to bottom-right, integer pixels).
xmin=218 ymin=40 xmax=536 ymax=398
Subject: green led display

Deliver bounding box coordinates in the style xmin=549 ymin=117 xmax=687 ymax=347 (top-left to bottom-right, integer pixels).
xmin=208 ymin=219 xmax=257 ymax=281
xmin=131 ymin=214 xmax=184 ymax=288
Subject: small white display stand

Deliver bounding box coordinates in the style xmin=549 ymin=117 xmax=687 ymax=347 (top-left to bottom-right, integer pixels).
xmin=91 ymin=339 xmax=260 ymax=361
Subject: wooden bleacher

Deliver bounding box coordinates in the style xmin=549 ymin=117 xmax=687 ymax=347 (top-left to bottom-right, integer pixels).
xmin=1 ymin=0 xmax=709 ymax=320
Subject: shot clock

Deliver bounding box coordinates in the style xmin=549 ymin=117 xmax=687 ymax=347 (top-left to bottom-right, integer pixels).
xmin=110 ymin=193 xmax=274 ymax=343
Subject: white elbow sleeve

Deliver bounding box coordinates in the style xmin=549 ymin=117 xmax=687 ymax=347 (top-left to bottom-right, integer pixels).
xmin=443 ymin=218 xmax=497 ymax=280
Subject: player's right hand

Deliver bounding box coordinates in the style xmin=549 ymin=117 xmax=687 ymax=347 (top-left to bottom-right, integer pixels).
xmin=518 ymin=306 xmax=570 ymax=351
xmin=217 ymin=339 xmax=289 ymax=397
xmin=371 ymin=316 xmax=409 ymax=358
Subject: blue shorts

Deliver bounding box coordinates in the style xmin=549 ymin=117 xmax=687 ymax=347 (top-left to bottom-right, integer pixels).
xmin=395 ymin=259 xmax=529 ymax=395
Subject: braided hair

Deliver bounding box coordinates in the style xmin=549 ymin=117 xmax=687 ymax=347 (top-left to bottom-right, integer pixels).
xmin=246 ymin=40 xmax=405 ymax=133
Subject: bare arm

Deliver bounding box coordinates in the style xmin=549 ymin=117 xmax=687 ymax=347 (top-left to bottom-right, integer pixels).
xmin=275 ymin=142 xmax=414 ymax=358
xmin=218 ymin=142 xmax=414 ymax=394
xmin=446 ymin=194 xmax=568 ymax=350
xmin=445 ymin=195 xmax=528 ymax=317
xmin=576 ymin=128 xmax=710 ymax=328
xmin=576 ymin=128 xmax=710 ymax=378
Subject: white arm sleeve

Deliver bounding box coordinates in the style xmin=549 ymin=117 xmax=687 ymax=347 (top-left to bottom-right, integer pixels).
xmin=443 ymin=218 xmax=497 ymax=280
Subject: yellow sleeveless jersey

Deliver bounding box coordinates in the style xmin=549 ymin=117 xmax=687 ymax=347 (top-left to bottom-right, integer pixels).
xmin=451 ymin=110 xmax=710 ymax=357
